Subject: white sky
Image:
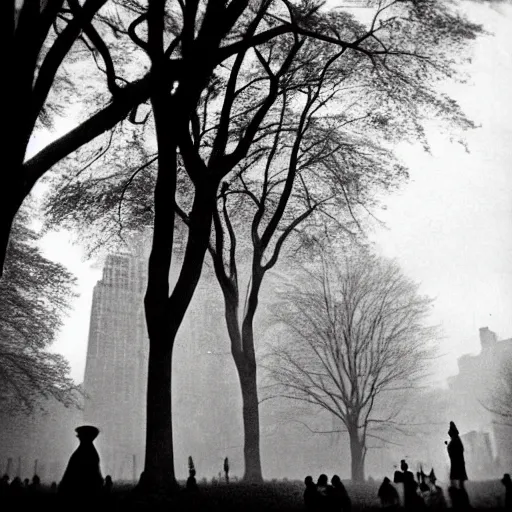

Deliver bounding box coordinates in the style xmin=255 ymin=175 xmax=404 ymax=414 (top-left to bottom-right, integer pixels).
xmin=32 ymin=1 xmax=512 ymax=386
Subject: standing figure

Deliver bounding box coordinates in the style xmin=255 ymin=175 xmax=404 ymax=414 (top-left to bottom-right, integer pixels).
xmin=446 ymin=421 xmax=470 ymax=510
xmin=394 ymin=460 xmax=423 ymax=512
xmin=378 ymin=477 xmax=400 ymax=511
xmin=425 ymin=469 xmax=447 ymax=510
xmin=447 ymin=422 xmax=468 ymax=487
xmin=502 ymin=474 xmax=512 ymax=510
xmin=304 ymin=475 xmax=319 ymax=512
xmin=317 ymin=474 xmax=331 ymax=510
xmin=186 ymin=468 xmax=198 ymax=491
xmin=329 ymin=475 xmax=351 ymax=512
xmin=59 ymin=425 xmax=104 ymax=501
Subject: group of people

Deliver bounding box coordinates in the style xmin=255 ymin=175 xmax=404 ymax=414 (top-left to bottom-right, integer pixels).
xmin=304 ymin=474 xmax=351 ymax=512
xmin=2 ymin=419 xmax=512 ymax=510
xmin=302 ymin=421 xmax=511 ymax=511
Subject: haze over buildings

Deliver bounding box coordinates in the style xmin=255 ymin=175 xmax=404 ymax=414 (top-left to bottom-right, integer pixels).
xmin=2 ymin=249 xmax=510 ymax=483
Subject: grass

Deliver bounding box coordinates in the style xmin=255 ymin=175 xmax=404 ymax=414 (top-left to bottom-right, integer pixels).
xmin=1 ymin=479 xmax=508 ymax=511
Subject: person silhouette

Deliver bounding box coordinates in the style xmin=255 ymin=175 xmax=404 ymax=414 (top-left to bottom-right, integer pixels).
xmin=304 ymin=475 xmax=318 ymax=512
xmin=426 ymin=469 xmax=447 ymax=509
xmin=447 ymin=422 xmax=468 ymax=487
xmin=104 ymin=474 xmax=113 ymax=493
xmin=446 ymin=421 xmax=470 ymax=510
xmin=317 ymin=474 xmax=331 ymax=510
xmin=378 ymin=477 xmax=400 ymax=511
xmin=58 ymin=425 xmax=104 ymax=502
xmin=502 ymin=473 xmax=512 ymax=510
xmin=187 ymin=468 xmax=198 ymax=491
xmin=329 ymin=475 xmax=351 ymax=512
xmin=30 ymin=474 xmax=41 ymax=491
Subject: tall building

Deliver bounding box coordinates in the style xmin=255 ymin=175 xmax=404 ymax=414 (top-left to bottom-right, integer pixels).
xmin=448 ymin=327 xmax=512 ymax=475
xmin=83 ymin=254 xmax=148 ymax=479
xmin=83 ymin=253 xmax=242 ymax=480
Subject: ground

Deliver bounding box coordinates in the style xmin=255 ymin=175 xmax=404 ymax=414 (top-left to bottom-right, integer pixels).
xmin=1 ymin=479 xmax=508 ymax=511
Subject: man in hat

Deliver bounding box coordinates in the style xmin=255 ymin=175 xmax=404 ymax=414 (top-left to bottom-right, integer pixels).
xmin=59 ymin=425 xmax=104 ymax=500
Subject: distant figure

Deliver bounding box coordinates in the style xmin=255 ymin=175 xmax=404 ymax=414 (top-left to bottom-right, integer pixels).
xmin=317 ymin=474 xmax=329 ymax=493
xmin=224 ymin=457 xmax=230 ymax=484
xmin=394 ymin=460 xmax=422 ymax=512
xmin=317 ymin=474 xmax=331 ymax=509
xmin=425 ymin=469 xmax=447 ymax=510
xmin=378 ymin=477 xmax=400 ymax=510
xmin=50 ymin=481 xmax=58 ymax=493
xmin=0 ymin=474 xmax=10 ymax=492
xmin=502 ymin=473 xmax=512 ymax=510
xmin=104 ymin=474 xmax=113 ymax=493
xmin=59 ymin=425 xmax=104 ymax=501
xmin=304 ymin=475 xmax=318 ymax=512
xmin=446 ymin=421 xmax=470 ymax=511
xmin=30 ymin=474 xmax=41 ymax=489
xmin=447 ymin=422 xmax=468 ymax=487
xmin=187 ymin=468 xmax=198 ymax=491
xmin=330 ymin=475 xmax=351 ymax=512
xmin=9 ymin=476 xmax=23 ymax=497
xmin=417 ymin=468 xmax=430 ymax=494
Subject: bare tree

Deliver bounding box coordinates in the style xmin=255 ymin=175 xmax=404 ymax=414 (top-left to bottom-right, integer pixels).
xmin=266 ymin=248 xmax=437 ymax=481
xmin=204 ymin=34 xmax=408 ymax=480
xmin=0 ymin=206 xmax=78 ymax=413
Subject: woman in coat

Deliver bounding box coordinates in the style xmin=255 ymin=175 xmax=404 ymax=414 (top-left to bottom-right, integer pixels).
xmin=447 ymin=421 xmax=468 ymax=487
xmin=59 ymin=425 xmax=104 ymax=501
xmin=446 ymin=421 xmax=470 ymax=510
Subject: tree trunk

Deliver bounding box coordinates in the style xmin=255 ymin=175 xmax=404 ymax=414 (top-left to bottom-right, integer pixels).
xmin=141 ymin=332 xmax=177 ymax=494
xmin=238 ymin=357 xmax=263 ymax=482
xmin=221 ymin=283 xmax=263 ymax=482
xmin=348 ymin=426 xmax=365 ymax=482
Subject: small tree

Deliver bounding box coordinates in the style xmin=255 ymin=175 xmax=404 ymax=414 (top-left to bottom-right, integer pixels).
xmin=188 ymin=456 xmax=195 ymax=476
xmin=266 ymin=247 xmax=437 ymax=482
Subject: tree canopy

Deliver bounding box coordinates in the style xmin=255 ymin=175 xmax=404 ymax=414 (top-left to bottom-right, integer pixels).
xmin=0 ymin=207 xmax=78 ymax=413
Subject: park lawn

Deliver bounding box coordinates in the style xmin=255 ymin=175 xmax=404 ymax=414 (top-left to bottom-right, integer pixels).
xmin=10 ymin=479 xmax=507 ymax=511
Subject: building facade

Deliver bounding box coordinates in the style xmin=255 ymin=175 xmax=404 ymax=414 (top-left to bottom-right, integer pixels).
xmin=447 ymin=327 xmax=512 ymax=476
xmin=83 ymin=254 xmax=242 ymax=480
xmin=83 ymin=254 xmax=148 ymax=479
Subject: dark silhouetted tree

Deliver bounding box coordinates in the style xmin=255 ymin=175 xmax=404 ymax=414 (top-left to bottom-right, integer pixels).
xmin=266 ymin=248 xmax=437 ymax=481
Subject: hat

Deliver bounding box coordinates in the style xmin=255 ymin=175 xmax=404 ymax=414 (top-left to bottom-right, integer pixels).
xmin=75 ymin=425 xmax=100 ymax=440
xmin=448 ymin=421 xmax=459 ymax=436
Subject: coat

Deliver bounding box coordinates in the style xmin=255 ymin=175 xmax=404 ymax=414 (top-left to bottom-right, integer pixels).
xmin=447 ymin=436 xmax=468 ymax=481
xmin=59 ymin=441 xmax=104 ymax=498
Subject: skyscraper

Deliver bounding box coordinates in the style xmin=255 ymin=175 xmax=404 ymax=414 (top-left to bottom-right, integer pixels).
xmin=83 ymin=253 xmax=148 ymax=479
xmin=83 ymin=252 xmax=242 ymax=480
